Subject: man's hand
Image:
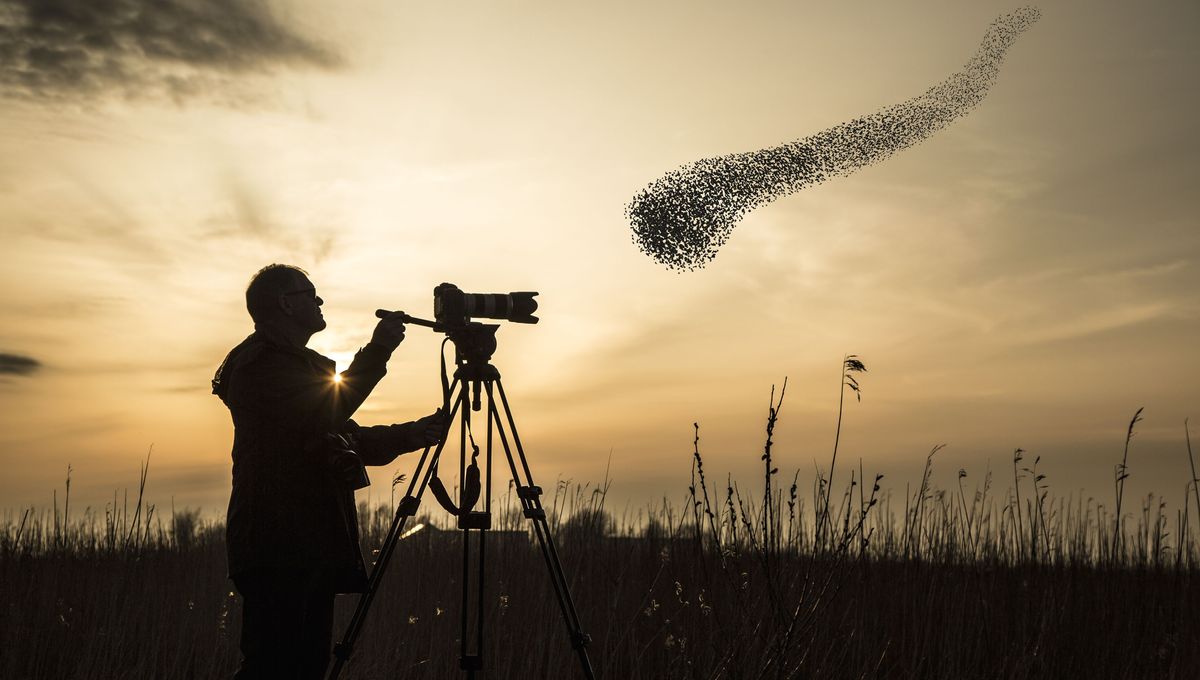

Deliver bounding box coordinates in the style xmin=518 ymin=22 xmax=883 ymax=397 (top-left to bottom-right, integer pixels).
xmin=415 ymin=408 xmax=448 ymax=447
xmin=371 ymin=312 xmax=407 ymax=351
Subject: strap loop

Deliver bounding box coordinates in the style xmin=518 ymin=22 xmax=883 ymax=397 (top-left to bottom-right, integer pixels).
xmin=429 ymin=337 xmax=481 ymax=517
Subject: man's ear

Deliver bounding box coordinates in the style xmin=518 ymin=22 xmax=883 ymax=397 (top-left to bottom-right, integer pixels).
xmin=277 ymin=294 xmax=296 ymax=317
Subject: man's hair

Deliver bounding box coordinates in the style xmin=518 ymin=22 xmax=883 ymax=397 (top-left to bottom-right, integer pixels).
xmin=246 ymin=264 xmax=309 ymax=323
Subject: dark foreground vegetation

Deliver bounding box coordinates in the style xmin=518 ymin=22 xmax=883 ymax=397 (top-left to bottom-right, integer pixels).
xmin=2 ymin=490 xmax=1197 ymax=680
xmin=3 ymin=368 xmax=1198 ymax=679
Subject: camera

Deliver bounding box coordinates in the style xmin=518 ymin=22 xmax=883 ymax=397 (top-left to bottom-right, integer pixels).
xmin=433 ymin=283 xmax=538 ymax=328
xmin=376 ymin=284 xmax=538 ymax=367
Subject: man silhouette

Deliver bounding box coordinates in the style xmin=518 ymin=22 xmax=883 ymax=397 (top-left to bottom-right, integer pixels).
xmin=212 ymin=264 xmax=444 ymax=679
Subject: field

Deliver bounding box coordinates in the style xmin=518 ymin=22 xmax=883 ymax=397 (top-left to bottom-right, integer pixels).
xmin=3 ymin=383 xmax=1199 ymax=679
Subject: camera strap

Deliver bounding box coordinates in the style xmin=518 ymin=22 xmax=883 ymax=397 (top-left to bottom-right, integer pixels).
xmin=428 ymin=337 xmax=482 ymax=517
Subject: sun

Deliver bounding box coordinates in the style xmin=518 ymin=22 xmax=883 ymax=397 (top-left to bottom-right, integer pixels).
xmin=332 ymin=373 xmax=343 ymax=384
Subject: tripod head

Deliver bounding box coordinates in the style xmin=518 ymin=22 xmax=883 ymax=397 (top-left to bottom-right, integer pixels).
xmin=445 ymin=322 xmax=499 ymax=369
xmin=374 ymin=310 xmax=499 ymax=370
xmin=376 ymin=281 xmax=536 ymax=379
xmin=374 ymin=310 xmax=502 ymax=409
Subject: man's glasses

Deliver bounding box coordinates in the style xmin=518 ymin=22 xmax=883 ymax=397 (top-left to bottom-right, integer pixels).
xmin=281 ymin=287 xmax=317 ymax=299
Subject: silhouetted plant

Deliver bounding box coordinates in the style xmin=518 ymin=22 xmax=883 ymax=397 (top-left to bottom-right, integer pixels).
xmin=760 ymin=379 xmax=786 ymax=557
xmin=1113 ymin=407 xmax=1144 ymax=560
xmin=819 ymin=355 xmax=867 ymax=548
xmin=1186 ymin=419 xmax=1199 ymax=556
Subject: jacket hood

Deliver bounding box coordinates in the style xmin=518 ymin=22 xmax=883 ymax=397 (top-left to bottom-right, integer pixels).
xmin=212 ymin=334 xmax=256 ymax=404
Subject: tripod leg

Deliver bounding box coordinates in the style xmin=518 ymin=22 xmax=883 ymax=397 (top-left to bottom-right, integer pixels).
xmin=488 ymin=380 xmax=597 ymax=680
xmin=327 ymin=379 xmax=466 ymax=680
xmin=458 ymin=509 xmax=487 ymax=677
xmin=458 ymin=381 xmax=490 ymax=676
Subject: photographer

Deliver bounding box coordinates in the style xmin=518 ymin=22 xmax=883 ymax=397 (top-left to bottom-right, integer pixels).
xmin=212 ymin=264 xmax=445 ymax=679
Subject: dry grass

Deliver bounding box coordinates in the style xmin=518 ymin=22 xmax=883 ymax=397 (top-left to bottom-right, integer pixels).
xmin=3 ymin=376 xmax=1199 ymax=679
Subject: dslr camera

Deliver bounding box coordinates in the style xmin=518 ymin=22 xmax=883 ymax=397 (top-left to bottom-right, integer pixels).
xmin=433 ymin=283 xmax=538 ymax=329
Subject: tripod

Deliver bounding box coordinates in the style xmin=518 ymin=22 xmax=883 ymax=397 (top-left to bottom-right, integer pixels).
xmin=328 ymin=322 xmax=596 ymax=680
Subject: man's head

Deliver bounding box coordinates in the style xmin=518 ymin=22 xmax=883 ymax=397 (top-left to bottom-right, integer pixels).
xmin=245 ymin=264 xmax=326 ymax=336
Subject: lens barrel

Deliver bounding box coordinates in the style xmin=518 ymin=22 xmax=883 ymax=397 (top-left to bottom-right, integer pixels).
xmin=464 ymin=292 xmax=538 ymax=324
xmin=434 ymin=284 xmax=539 ymax=325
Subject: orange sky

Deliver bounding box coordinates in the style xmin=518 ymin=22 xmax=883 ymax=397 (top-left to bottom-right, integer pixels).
xmin=1 ymin=1 xmax=1197 ymax=522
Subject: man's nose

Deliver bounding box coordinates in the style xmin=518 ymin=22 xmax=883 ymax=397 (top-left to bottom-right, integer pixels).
xmin=316 ymin=295 xmax=324 ymax=306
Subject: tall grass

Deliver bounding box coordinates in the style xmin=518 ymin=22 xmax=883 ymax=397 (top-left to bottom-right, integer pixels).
xmin=2 ymin=367 xmax=1198 ymax=679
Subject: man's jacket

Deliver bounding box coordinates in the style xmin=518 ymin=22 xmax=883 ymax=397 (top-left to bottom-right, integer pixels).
xmin=212 ymin=328 xmax=426 ymax=592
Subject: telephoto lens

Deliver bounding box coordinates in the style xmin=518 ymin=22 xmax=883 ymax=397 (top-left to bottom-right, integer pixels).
xmin=434 ymin=283 xmax=538 ymax=326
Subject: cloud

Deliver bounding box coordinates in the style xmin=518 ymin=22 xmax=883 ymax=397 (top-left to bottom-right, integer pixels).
xmin=198 ymin=166 xmax=342 ymax=264
xmin=0 ymin=352 xmax=40 ymax=375
xmin=0 ymin=0 xmax=341 ymax=102
xmin=1004 ymin=302 xmax=1175 ymax=349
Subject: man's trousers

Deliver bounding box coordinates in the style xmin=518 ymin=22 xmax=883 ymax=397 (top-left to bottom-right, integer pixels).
xmin=232 ymin=569 xmax=337 ymax=680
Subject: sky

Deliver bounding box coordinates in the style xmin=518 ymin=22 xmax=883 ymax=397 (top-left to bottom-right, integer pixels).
xmin=1 ymin=0 xmax=1197 ymax=524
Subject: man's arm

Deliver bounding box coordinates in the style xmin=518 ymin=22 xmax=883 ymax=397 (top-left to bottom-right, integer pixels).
xmin=348 ymin=410 xmax=447 ymax=466
xmin=225 ymin=313 xmax=408 ymax=434
xmin=227 ymin=342 xmax=395 ymax=435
